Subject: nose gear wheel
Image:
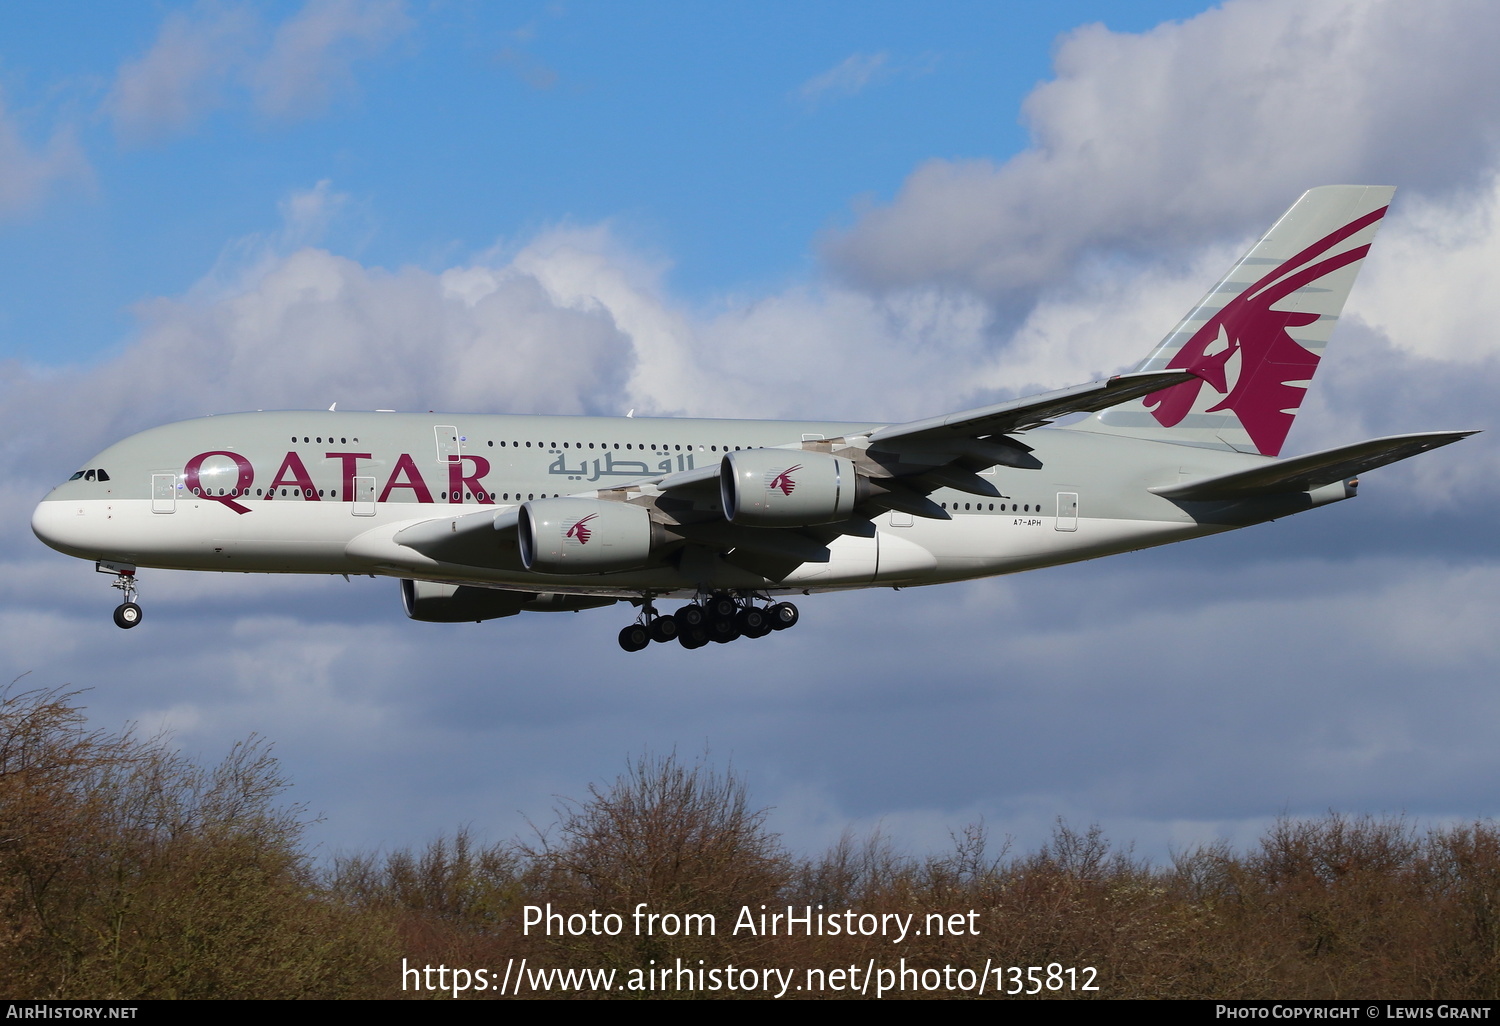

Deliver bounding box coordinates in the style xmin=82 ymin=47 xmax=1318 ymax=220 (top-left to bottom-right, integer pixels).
xmin=99 ymin=561 xmax=143 ymax=629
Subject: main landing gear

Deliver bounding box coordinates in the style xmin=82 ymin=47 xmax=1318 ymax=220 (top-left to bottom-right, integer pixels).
xmin=617 ymin=598 xmax=679 ymax=652
xmin=98 ymin=560 xmax=142 ymax=629
xmin=617 ymin=592 xmax=799 ymax=652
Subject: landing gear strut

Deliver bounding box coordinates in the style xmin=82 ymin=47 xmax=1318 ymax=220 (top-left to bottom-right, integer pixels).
xmin=98 ymin=560 xmax=142 ymax=629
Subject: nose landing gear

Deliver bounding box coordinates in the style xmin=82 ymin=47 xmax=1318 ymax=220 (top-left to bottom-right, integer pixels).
xmin=97 ymin=560 xmax=142 ymax=629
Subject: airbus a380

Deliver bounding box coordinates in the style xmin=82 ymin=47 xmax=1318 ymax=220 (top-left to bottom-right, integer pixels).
xmin=32 ymin=186 xmax=1474 ymax=651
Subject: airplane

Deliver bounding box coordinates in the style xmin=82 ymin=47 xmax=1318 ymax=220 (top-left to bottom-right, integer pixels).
xmin=31 ymin=185 xmax=1475 ymax=651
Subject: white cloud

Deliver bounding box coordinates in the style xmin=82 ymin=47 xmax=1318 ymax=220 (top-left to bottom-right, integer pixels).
xmin=108 ymin=3 xmax=257 ymax=141
xmin=796 ymin=52 xmax=889 ymax=108
xmin=108 ymin=0 xmax=411 ymax=140
xmin=0 ymin=97 xmax=89 ymax=217
xmin=117 ymin=246 xmax=633 ymax=420
xmin=277 ymin=178 xmax=349 ymax=245
xmin=1353 ymin=176 xmax=1500 ymax=365
xmin=251 ymin=0 xmax=411 ymax=120
xmin=495 ymin=46 xmax=559 ymax=91
xmin=825 ymin=0 xmax=1500 ymax=305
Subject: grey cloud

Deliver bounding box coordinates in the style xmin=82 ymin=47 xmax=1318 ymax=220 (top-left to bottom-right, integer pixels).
xmin=13 ymin=544 xmax=1496 ymax=865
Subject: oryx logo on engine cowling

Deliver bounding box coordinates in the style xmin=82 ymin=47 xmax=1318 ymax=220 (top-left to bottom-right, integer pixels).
xmin=768 ymin=465 xmax=801 ymax=496
xmin=566 ymin=514 xmax=598 ymax=545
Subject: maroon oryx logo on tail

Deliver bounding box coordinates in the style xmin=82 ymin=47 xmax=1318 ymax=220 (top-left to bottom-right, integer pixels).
xmin=566 ymin=514 xmax=598 ymax=545
xmin=769 ymin=465 xmax=802 ymax=496
xmin=1144 ymin=204 xmax=1388 ymax=457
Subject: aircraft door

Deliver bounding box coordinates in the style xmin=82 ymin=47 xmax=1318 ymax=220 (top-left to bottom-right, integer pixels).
xmin=1055 ymin=492 xmax=1079 ymax=532
xmin=435 ymin=425 xmax=460 ymax=464
xmin=151 ymin=474 xmax=176 ymax=514
xmin=353 ymin=476 xmax=376 ymax=516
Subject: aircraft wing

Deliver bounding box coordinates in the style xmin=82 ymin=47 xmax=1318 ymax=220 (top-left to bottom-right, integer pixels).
xmin=374 ymin=371 xmax=1205 ymax=579
xmin=1150 ymin=431 xmax=1477 ymax=501
xmin=864 ymin=370 xmax=1197 ymax=447
xmin=581 ymin=372 xmax=1197 ymax=513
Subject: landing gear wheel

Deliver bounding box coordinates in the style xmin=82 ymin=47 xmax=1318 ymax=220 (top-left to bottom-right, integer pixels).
xmin=113 ymin=602 xmax=142 ymax=629
xmin=618 ymin=623 xmax=650 ymax=652
xmin=736 ymin=606 xmax=771 ymax=638
xmin=708 ymin=615 xmax=740 ymax=643
xmin=678 ymin=625 xmax=710 ymax=649
xmin=674 ymin=604 xmax=706 ymax=630
xmin=706 ymin=592 xmax=738 ymax=620
xmin=648 ymin=616 xmax=679 ymax=643
xmin=768 ymin=601 xmax=799 ymax=630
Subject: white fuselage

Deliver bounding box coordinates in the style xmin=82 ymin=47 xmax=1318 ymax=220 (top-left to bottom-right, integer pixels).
xmin=32 ymin=409 xmax=1271 ymax=600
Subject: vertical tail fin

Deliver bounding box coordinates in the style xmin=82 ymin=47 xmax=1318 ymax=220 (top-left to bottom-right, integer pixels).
xmin=1079 ymin=185 xmax=1394 ymax=456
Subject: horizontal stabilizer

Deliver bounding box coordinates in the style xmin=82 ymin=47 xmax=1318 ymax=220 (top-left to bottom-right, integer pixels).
xmin=1151 ymin=431 xmax=1477 ymax=501
xmin=867 ymin=370 xmax=1195 ymax=446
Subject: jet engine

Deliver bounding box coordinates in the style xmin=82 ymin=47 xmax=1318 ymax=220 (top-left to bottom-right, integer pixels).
xmin=518 ymin=497 xmax=660 ymax=573
xmin=720 ymin=449 xmax=866 ymax=527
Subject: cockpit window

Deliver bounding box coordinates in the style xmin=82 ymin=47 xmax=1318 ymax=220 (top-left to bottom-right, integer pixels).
xmin=84 ymin=470 xmax=96 ymax=481
xmin=68 ymin=471 xmax=85 ymax=481
xmin=96 ymin=469 xmax=110 ymax=481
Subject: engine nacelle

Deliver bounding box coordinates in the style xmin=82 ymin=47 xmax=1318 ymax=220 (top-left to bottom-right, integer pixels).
xmin=401 ymin=579 xmax=529 ymax=622
xmin=518 ymin=497 xmax=657 ymax=573
xmin=720 ymin=449 xmax=862 ymax=527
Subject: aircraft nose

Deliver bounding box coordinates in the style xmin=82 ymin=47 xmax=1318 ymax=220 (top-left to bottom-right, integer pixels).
xmin=31 ymin=498 xmax=99 ymax=558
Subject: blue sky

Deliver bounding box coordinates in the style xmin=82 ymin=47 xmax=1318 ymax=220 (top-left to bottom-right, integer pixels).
xmin=0 ymin=1 xmax=1207 ymax=362
xmin=6 ymin=0 xmax=1500 ymax=873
